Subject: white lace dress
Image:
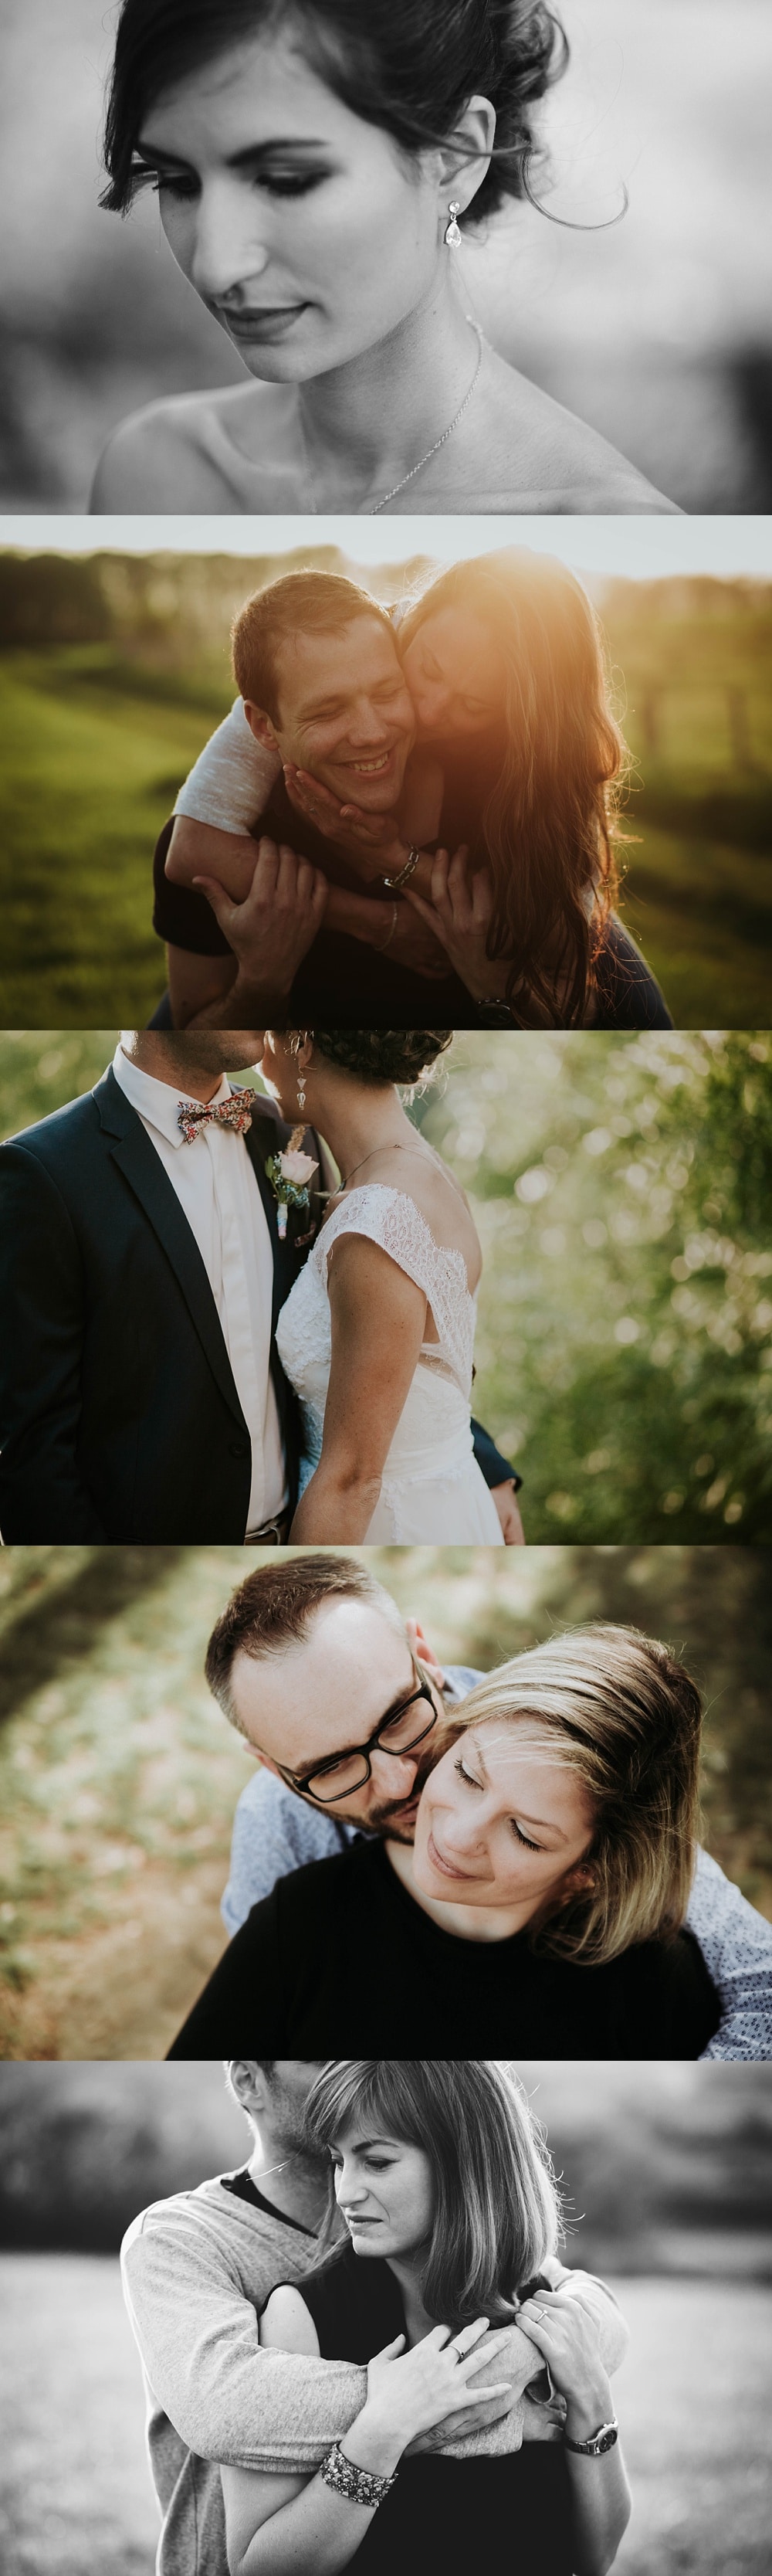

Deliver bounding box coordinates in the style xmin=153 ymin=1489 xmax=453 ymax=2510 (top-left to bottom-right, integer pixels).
xmin=276 ymin=1185 xmax=505 ymax=1543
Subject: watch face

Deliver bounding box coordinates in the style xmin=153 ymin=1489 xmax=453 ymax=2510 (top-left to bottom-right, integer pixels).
xmin=594 ymin=2427 xmax=618 ymax=2454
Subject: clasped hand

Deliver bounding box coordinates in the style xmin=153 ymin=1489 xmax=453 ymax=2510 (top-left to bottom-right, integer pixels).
xmin=363 ymin=2318 xmax=513 ymax=2452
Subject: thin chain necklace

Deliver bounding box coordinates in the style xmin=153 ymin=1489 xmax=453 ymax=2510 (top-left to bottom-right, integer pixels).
xmin=297 ymin=324 xmax=484 ymax=517
xmin=340 ymin=1139 xmax=418 ymax=1188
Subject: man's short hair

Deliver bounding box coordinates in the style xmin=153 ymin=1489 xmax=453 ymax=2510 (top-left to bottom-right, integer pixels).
xmin=206 ymin=1553 xmax=407 ymax=1736
xmin=232 ymin=569 xmax=394 ymax=723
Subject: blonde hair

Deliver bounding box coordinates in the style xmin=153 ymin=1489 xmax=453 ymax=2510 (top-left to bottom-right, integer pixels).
xmin=306 ymin=2058 xmax=560 ymax=2327
xmin=452 ymin=1623 xmax=703 ymax=1963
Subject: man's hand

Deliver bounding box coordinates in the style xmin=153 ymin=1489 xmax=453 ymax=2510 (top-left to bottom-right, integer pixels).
xmin=192 ymin=837 xmax=328 ymax=1004
xmin=491 ymin=1480 xmax=525 ymax=1545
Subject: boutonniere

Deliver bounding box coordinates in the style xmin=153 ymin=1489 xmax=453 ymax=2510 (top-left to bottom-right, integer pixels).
xmin=265 ymin=1125 xmax=319 ymax=1239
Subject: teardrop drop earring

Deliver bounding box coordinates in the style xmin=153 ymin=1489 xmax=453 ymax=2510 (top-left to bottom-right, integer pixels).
xmin=296 ymin=1071 xmax=307 ymax=1115
xmin=445 ymin=201 xmax=462 ymax=248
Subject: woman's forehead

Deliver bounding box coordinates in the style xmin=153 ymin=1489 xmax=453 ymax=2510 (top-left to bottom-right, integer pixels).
xmin=141 ymin=24 xmax=385 ymax=152
xmin=467 ymin=1721 xmax=594 ymax=1820
xmin=333 ymin=2121 xmax=406 ymax=2153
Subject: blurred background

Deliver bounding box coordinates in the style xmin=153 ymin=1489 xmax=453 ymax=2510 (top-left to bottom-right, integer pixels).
xmin=0 ymin=1541 xmax=770 ymax=2057
xmin=1 ymin=1 xmax=771 ymax=510
xmin=1 ymin=1027 xmax=770 ymax=1545
xmin=0 ymin=2059 xmax=770 ymax=2575
xmin=1 ymin=537 xmax=770 ymax=1027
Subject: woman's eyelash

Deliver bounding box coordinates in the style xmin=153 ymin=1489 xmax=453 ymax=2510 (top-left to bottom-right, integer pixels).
xmin=453 ymin=1756 xmax=541 ymax=1849
xmin=130 ymin=168 xmax=327 ymax=202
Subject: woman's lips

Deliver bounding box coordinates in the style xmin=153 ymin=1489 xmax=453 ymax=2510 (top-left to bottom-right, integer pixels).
xmin=425 ymin=1826 xmax=479 ymax=1883
xmin=218 ymin=302 xmax=310 ymax=343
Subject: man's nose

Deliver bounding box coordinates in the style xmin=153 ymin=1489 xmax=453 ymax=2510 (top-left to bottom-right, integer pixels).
xmin=188 ymin=181 xmax=271 ymax=300
xmin=347 ymin=698 xmax=392 ymax=744
xmin=368 ymin=1748 xmax=418 ymax=1798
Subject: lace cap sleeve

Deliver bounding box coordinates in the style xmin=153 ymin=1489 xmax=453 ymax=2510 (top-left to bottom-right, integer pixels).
xmin=313 ymin=1186 xmax=474 ymax=1393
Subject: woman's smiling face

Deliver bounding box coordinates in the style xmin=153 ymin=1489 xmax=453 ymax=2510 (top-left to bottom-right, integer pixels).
xmin=331 ymin=2121 xmax=435 ymax=2262
xmin=401 ymin=605 xmax=506 ymax=742
xmin=412 ymin=1719 xmax=596 ymax=1919
xmin=136 ymin=28 xmax=445 ymax=379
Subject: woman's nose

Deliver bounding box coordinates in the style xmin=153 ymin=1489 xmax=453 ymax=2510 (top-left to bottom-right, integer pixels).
xmin=412 ymin=685 xmax=450 ymax=735
xmin=188 ymin=182 xmax=271 ymax=300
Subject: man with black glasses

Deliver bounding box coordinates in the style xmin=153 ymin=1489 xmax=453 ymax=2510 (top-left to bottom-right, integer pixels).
xmin=167 ymin=1553 xmax=772 ymax=2059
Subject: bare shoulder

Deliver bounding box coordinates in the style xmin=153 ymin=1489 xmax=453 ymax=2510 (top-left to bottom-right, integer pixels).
xmin=259 ymin=2282 xmax=320 ymax=2355
xmin=486 ymin=356 xmax=681 ymax=514
xmin=90 ymin=382 xmax=284 ymax=512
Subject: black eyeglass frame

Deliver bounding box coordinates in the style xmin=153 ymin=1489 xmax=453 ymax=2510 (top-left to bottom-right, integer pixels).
xmin=274 ymin=1661 xmax=438 ymax=1804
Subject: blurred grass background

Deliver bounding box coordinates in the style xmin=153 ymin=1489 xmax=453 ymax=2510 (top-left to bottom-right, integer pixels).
xmin=2 ymin=2 xmax=772 ymax=511
xmin=1 ymin=550 xmax=770 ymax=1025
xmin=2 ymin=1027 xmax=770 ymax=1545
xmin=0 ymin=1543 xmax=769 ymax=2058
xmin=0 ymin=2062 xmax=770 ymax=2574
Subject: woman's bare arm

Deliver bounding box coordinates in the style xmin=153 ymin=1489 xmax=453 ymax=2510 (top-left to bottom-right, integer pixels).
xmin=290 ymin=1234 xmax=428 ymax=1540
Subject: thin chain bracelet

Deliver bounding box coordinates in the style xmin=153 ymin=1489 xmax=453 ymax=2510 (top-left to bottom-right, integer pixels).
xmin=382 ymin=847 xmax=421 ymax=891
xmin=375 ymin=901 xmax=399 ymax=951
xmin=320 ymin=2442 xmax=398 ymax=2510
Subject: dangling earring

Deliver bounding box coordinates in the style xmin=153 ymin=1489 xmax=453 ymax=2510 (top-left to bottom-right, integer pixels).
xmin=291 ymin=1031 xmax=308 ymax=1115
xmin=445 ymin=201 xmax=462 ymax=248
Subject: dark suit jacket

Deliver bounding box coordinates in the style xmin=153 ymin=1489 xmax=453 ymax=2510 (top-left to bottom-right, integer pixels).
xmin=0 ymin=1069 xmax=326 ymax=1542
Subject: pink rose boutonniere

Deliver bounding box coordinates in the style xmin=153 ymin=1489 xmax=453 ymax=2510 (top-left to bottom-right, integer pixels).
xmin=265 ymin=1124 xmax=319 ymax=1239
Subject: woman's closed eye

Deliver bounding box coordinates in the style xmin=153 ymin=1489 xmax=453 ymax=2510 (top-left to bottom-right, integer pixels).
xmin=453 ymin=1755 xmax=542 ymax=1849
xmin=130 ymin=163 xmax=330 ymax=203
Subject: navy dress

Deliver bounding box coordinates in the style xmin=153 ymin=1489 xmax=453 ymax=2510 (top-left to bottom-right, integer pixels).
xmin=279 ymin=2242 xmax=576 ymax=2574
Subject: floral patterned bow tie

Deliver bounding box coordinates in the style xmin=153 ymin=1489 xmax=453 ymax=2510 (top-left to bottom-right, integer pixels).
xmin=178 ymin=1087 xmax=255 ymax=1144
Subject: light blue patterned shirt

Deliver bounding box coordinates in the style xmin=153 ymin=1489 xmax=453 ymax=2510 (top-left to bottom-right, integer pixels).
xmin=221 ymin=1666 xmax=771 ymax=2061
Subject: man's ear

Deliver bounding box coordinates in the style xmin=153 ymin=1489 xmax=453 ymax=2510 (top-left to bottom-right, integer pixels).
xmin=243 ymin=699 xmax=282 ymax=754
xmin=228 ymin=2058 xmax=268 ymax=2118
xmin=406 ymin=1617 xmax=445 ymax=1694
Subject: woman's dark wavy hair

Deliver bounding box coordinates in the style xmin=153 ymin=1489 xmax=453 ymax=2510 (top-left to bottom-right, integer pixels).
xmin=401 ymin=549 xmax=629 ymax=1025
xmin=306 ymin=2059 xmax=561 ymax=2329
xmin=100 ymin=0 xmax=567 ymax=217
xmin=307 ymin=1030 xmax=453 ymax=1087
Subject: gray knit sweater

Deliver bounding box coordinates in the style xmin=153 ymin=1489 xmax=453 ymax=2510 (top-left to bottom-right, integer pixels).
xmin=121 ymin=2172 xmax=628 ymax=2576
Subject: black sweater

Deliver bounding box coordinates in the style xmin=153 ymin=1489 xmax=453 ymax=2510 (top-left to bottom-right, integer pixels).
xmin=168 ymin=1837 xmax=720 ymax=2058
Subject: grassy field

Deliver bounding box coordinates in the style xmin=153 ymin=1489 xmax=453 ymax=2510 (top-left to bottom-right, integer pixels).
xmin=1 ymin=620 xmax=770 ymax=1023
xmin=0 ymin=2259 xmax=769 ymax=2576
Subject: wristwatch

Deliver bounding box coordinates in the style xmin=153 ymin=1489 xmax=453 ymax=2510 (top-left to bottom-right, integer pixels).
xmin=475 ymin=997 xmax=521 ymax=1026
xmin=564 ymin=2418 xmax=619 ymax=2456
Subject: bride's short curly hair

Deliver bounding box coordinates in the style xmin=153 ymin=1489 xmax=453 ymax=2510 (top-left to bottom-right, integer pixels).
xmin=306 ymin=1031 xmax=453 ymax=1086
xmin=102 ymin=0 xmax=567 ymax=221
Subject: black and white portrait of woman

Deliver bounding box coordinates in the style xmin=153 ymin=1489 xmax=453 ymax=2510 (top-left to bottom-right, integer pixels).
xmin=2 ymin=2 xmax=770 ymax=514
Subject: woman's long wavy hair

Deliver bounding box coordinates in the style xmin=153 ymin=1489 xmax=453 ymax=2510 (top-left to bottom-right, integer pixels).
xmin=306 ymin=2058 xmax=561 ymax=2330
xmin=447 ymin=1623 xmax=703 ymax=1963
xmin=401 ymin=549 xmax=630 ymax=1024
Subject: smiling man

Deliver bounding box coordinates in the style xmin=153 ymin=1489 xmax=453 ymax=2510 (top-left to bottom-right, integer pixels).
xmin=166 ymin=1555 xmax=772 ymax=2062
xmin=152 ymin=571 xmax=476 ymax=1027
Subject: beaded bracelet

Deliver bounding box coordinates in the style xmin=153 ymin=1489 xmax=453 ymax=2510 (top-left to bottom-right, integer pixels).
xmin=320 ymin=2442 xmax=398 ymax=2510
xmin=382 ymin=846 xmax=421 ymax=891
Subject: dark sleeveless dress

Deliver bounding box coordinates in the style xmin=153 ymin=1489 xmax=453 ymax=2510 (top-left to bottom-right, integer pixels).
xmin=285 ymin=2242 xmax=576 ymax=2574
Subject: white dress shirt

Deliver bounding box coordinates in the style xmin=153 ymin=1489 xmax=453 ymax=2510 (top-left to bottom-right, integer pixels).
xmin=112 ymin=1047 xmax=287 ymax=1532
